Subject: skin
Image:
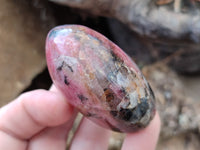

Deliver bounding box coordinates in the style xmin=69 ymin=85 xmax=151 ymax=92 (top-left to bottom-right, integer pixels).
xmin=0 ymin=85 xmax=160 ymax=150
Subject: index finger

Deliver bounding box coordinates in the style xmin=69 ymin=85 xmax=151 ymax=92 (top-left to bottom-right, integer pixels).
xmin=0 ymin=88 xmax=74 ymax=140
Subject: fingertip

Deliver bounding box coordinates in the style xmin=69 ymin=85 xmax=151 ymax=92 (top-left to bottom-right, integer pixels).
xmin=21 ymin=89 xmax=75 ymax=127
xmin=122 ymin=112 xmax=161 ymax=150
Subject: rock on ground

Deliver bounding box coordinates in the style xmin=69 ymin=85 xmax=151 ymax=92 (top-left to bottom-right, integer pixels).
xmin=0 ymin=0 xmax=55 ymax=106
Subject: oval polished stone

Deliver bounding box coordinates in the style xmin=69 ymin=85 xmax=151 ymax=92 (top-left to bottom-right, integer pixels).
xmin=46 ymin=25 xmax=155 ymax=132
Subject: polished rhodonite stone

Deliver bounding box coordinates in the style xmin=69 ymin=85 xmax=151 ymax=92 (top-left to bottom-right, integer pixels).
xmin=46 ymin=25 xmax=155 ymax=132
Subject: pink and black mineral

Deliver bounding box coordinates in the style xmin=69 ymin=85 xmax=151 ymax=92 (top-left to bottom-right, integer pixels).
xmin=46 ymin=25 xmax=155 ymax=133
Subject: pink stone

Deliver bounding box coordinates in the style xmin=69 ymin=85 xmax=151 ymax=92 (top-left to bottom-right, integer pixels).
xmin=46 ymin=25 xmax=155 ymax=132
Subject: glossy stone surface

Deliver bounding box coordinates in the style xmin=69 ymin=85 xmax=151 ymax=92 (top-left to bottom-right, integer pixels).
xmin=46 ymin=25 xmax=155 ymax=132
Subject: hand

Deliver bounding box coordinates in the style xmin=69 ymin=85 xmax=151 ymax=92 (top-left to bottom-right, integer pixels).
xmin=0 ymin=85 xmax=160 ymax=150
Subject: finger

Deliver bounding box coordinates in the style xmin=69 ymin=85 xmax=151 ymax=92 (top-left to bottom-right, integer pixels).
xmin=49 ymin=84 xmax=57 ymax=91
xmin=0 ymin=89 xmax=74 ymax=141
xmin=27 ymin=112 xmax=77 ymax=150
xmin=0 ymin=130 xmax=27 ymax=150
xmin=121 ymin=112 xmax=161 ymax=150
xmin=70 ymin=117 xmax=111 ymax=150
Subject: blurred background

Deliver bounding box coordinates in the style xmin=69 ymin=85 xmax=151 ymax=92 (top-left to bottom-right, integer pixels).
xmin=0 ymin=0 xmax=200 ymax=149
